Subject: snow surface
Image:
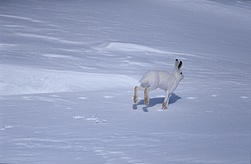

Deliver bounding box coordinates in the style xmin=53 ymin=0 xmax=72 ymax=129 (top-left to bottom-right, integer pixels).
xmin=0 ymin=0 xmax=251 ymax=163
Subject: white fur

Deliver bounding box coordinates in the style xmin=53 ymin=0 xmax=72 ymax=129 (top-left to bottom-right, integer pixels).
xmin=133 ymin=59 xmax=184 ymax=109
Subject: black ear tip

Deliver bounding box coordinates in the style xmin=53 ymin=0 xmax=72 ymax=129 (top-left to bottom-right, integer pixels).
xmin=178 ymin=61 xmax=183 ymax=69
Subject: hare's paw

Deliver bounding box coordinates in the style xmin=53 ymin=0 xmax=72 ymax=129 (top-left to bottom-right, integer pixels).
xmin=144 ymin=97 xmax=149 ymax=106
xmin=133 ymin=95 xmax=138 ymax=103
xmin=162 ymin=103 xmax=168 ymax=109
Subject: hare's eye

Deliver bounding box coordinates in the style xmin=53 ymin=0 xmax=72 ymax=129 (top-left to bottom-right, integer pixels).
xmin=180 ymin=72 xmax=182 ymax=75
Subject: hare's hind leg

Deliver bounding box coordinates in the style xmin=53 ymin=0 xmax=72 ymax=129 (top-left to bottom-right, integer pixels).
xmin=133 ymin=86 xmax=149 ymax=106
xmin=144 ymin=88 xmax=149 ymax=106
xmin=133 ymin=86 xmax=139 ymax=103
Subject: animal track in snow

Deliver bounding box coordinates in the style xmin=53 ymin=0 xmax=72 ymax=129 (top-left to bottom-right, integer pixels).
xmin=73 ymin=116 xmax=85 ymax=120
xmin=73 ymin=115 xmax=107 ymax=124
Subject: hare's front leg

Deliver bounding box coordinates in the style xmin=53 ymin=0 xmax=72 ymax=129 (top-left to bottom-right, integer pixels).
xmin=144 ymin=88 xmax=149 ymax=106
xmin=133 ymin=86 xmax=138 ymax=103
xmin=162 ymin=91 xmax=170 ymax=109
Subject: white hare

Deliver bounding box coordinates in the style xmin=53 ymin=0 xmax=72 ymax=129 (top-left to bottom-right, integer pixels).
xmin=133 ymin=59 xmax=184 ymax=109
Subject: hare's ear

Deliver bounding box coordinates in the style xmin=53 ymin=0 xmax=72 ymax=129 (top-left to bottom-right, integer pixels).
xmin=178 ymin=61 xmax=182 ymax=69
xmin=175 ymin=59 xmax=179 ymax=69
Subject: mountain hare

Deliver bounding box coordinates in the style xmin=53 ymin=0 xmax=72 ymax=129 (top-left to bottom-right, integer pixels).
xmin=133 ymin=59 xmax=184 ymax=109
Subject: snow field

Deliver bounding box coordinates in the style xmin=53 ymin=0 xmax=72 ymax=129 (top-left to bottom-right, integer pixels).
xmin=1 ymin=0 xmax=251 ymax=163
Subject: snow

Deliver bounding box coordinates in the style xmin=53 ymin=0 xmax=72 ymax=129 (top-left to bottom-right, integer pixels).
xmin=0 ymin=0 xmax=250 ymax=163
xmin=0 ymin=64 xmax=136 ymax=95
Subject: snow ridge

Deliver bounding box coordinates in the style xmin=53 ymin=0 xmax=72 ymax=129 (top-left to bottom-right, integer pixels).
xmin=0 ymin=65 xmax=137 ymax=95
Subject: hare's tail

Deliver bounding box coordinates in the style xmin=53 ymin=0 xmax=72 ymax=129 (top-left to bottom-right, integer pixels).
xmin=140 ymin=77 xmax=150 ymax=88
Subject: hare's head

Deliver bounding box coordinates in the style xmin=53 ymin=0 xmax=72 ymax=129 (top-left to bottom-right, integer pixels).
xmin=174 ymin=59 xmax=184 ymax=80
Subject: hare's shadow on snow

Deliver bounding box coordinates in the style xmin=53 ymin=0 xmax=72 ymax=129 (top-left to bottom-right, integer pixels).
xmin=132 ymin=93 xmax=181 ymax=112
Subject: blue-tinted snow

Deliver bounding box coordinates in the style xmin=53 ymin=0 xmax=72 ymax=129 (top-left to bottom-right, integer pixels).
xmin=0 ymin=0 xmax=250 ymax=163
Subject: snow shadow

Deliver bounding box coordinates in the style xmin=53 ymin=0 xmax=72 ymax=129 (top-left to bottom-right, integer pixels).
xmin=132 ymin=93 xmax=181 ymax=112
